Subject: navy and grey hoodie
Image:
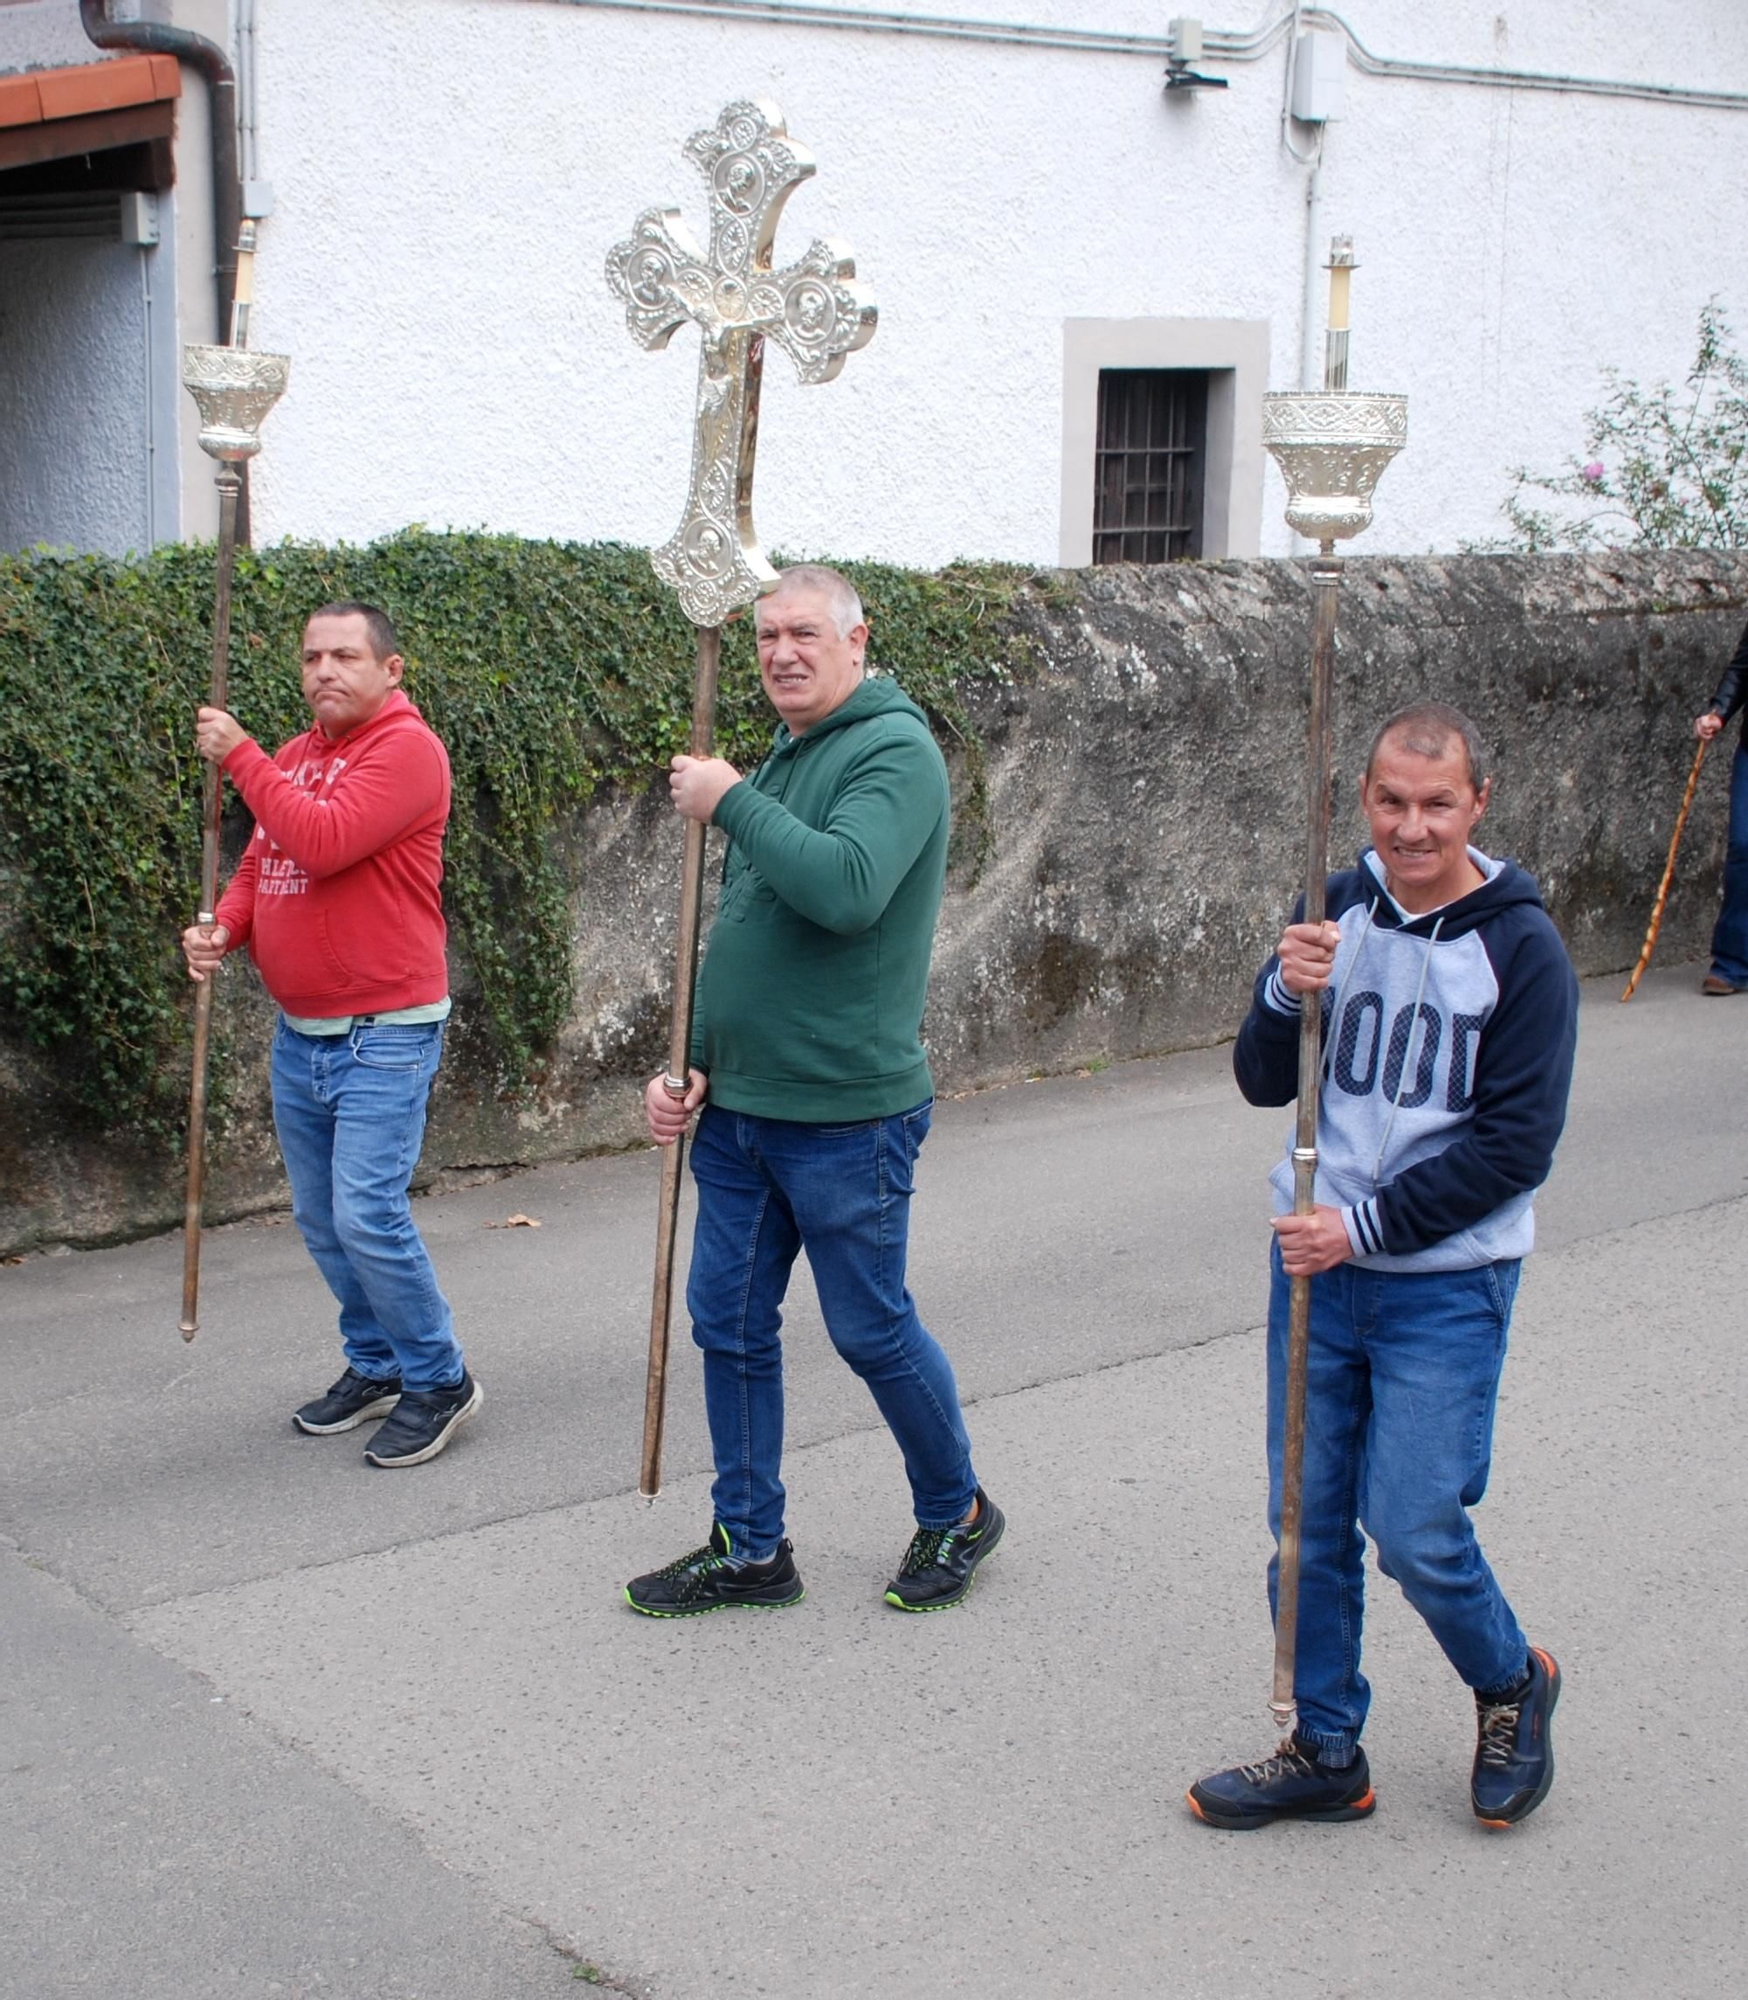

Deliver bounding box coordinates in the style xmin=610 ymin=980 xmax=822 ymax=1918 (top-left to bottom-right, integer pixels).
xmin=1234 ymin=848 xmax=1579 ymax=1273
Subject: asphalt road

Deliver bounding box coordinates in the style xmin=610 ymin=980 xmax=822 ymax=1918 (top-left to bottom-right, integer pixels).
xmin=4 ymin=959 xmax=1746 ymax=1999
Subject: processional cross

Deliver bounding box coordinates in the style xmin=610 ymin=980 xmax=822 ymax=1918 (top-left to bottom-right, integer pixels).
xmin=607 ymin=100 xmax=876 ymax=1495
xmin=608 ymin=99 xmax=876 ymax=626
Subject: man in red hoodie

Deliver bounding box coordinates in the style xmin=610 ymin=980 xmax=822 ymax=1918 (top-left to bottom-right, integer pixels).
xmin=179 ymin=603 xmax=481 ymax=1467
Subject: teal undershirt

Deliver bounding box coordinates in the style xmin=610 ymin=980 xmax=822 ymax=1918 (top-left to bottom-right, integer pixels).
xmin=280 ymin=997 xmax=452 ymax=1036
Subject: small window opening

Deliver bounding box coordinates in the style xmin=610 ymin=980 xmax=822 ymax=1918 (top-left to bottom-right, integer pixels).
xmin=1092 ymin=368 xmax=1209 ymax=564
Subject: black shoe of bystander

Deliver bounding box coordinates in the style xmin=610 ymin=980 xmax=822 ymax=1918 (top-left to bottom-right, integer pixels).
xmin=293 ymin=1367 xmax=402 ymax=1436
xmin=363 ymin=1370 xmax=482 ymax=1468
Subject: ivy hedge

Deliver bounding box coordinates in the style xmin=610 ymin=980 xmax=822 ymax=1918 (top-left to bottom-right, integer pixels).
xmin=0 ymin=530 xmax=1042 ymax=1138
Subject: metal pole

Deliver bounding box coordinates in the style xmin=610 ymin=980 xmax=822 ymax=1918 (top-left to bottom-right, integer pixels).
xmin=179 ymin=464 xmax=243 ymax=1341
xmin=640 ymin=622 xmax=723 ymax=1496
xmin=1258 ymin=235 xmax=1404 ymax=1738
xmin=177 ymin=223 xmax=288 ymax=1339
xmin=1270 ymin=540 xmax=1340 ymax=1733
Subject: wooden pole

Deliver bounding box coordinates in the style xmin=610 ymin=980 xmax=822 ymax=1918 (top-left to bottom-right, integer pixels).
xmin=640 ymin=622 xmax=723 ymax=1496
xmin=179 ymin=465 xmax=243 ymax=1340
xmin=1621 ymin=735 xmax=1710 ymax=1002
xmin=1270 ymin=544 xmax=1342 ymax=1735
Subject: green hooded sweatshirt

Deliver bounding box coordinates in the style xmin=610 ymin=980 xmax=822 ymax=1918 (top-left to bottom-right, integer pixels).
xmin=692 ymin=673 xmax=950 ymax=1122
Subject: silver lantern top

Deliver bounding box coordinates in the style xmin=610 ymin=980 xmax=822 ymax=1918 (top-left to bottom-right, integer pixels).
xmin=1263 ymin=238 xmax=1406 ymax=550
xmin=182 ymin=344 xmax=291 ymax=464
xmin=182 ymin=224 xmax=289 ymax=465
xmin=1261 ymin=390 xmax=1408 ymax=545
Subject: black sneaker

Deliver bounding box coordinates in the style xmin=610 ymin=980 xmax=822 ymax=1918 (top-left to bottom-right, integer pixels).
xmin=1471 ymin=1645 xmax=1561 ymax=1827
xmin=1187 ymin=1737 xmax=1376 ymax=1831
xmin=293 ymin=1367 xmax=401 ymax=1435
xmin=883 ymin=1487 xmax=1005 ymax=1611
xmin=363 ymin=1370 xmax=482 ymax=1468
xmin=624 ymin=1523 xmax=805 ymax=1617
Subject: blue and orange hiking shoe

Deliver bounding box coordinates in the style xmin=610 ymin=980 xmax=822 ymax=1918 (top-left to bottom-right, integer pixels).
xmin=1187 ymin=1737 xmax=1376 ymax=1831
xmin=624 ymin=1524 xmax=805 ymax=1617
xmin=883 ymin=1488 xmax=1005 ymax=1611
xmin=1471 ymin=1645 xmax=1560 ymax=1827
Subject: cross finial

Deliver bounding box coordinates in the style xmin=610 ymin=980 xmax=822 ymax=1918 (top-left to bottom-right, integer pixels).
xmin=606 ymin=99 xmax=877 ymax=627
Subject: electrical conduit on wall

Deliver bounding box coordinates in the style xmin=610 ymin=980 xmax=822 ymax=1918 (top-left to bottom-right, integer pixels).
xmin=529 ymin=0 xmax=1748 ymax=110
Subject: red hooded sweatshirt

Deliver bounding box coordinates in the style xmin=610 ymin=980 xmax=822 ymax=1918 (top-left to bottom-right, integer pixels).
xmin=214 ymin=689 xmax=451 ymax=1017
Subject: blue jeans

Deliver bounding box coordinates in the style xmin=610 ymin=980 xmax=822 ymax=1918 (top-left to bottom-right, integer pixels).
xmin=686 ymin=1101 xmax=977 ymax=1560
xmin=1710 ymin=742 xmax=1748 ymax=986
xmin=271 ymin=1018 xmax=464 ymax=1394
xmin=1265 ymin=1246 xmax=1528 ymax=1759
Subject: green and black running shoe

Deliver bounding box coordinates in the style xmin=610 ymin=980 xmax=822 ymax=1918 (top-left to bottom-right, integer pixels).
xmin=624 ymin=1523 xmax=805 ymax=1617
xmin=883 ymin=1487 xmax=1005 ymax=1611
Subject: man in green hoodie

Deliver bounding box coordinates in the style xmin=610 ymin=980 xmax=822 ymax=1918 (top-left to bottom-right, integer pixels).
xmin=624 ymin=565 xmax=1003 ymax=1618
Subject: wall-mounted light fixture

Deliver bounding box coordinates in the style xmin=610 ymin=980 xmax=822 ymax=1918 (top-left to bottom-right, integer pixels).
xmin=1165 ymin=17 xmax=1229 ymax=94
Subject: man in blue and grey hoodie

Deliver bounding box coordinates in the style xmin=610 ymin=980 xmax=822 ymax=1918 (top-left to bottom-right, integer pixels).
xmin=1189 ymin=701 xmax=1578 ymax=1833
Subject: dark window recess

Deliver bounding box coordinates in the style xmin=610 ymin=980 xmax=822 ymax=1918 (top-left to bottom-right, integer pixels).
xmin=1092 ymin=369 xmax=1208 ymax=564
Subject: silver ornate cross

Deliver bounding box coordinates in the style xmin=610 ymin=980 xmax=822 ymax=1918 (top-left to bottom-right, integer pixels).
xmin=606 ymin=99 xmax=877 ymax=627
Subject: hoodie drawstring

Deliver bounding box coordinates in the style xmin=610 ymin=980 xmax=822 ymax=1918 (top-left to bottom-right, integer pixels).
xmin=1319 ymin=897 xmax=1380 ymax=1086
xmin=1371 ymin=915 xmax=1444 ymax=1179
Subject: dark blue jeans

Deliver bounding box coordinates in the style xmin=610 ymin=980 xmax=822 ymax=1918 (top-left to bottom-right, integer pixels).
xmin=686 ymin=1100 xmax=977 ymax=1560
xmin=1265 ymin=1246 xmax=1529 ymax=1760
xmin=271 ymin=1019 xmax=465 ymax=1394
xmin=1710 ymin=742 xmax=1748 ymax=987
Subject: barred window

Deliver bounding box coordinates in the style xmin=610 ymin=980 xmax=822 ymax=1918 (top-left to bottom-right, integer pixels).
xmin=1092 ymin=368 xmax=1208 ymax=564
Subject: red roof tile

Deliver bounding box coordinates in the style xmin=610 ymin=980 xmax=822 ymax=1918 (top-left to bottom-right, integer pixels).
xmin=0 ymin=53 xmax=180 ymax=132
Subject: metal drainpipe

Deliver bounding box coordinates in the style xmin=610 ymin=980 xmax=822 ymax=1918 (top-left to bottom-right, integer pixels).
xmin=81 ymin=1 xmax=240 ymax=340
xmin=81 ymin=0 xmax=248 ymax=542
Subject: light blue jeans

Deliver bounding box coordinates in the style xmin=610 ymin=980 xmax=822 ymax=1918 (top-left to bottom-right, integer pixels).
xmin=271 ymin=1018 xmax=464 ymax=1394
xmin=686 ymin=1100 xmax=977 ymax=1559
xmin=1265 ymin=1245 xmax=1529 ymax=1760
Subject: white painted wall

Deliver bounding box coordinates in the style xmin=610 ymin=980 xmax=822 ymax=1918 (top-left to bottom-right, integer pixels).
xmin=0 ymin=0 xmax=103 ymax=72
xmin=236 ymin=0 xmax=1748 ymax=563
xmin=7 ymin=2 xmax=1748 ymax=562
xmin=0 ymin=233 xmax=160 ymax=555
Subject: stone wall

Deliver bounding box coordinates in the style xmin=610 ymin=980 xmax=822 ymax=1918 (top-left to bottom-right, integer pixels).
xmin=3 ymin=551 xmax=1744 ymax=1253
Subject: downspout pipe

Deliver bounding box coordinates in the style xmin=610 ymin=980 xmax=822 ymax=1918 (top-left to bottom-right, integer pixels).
xmin=80 ymin=0 xmax=240 ymax=342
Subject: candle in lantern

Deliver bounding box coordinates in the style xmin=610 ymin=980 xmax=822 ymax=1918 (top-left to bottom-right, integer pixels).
xmin=1324 ymin=235 xmax=1355 ymax=392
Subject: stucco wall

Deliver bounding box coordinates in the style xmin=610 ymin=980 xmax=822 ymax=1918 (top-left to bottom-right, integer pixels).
xmin=2 ymin=549 xmax=1743 ymax=1253
xmin=0 ymin=0 xmax=104 ymax=72
xmin=0 ymin=234 xmax=156 ymax=556
xmin=231 ymin=0 xmax=1748 ymax=565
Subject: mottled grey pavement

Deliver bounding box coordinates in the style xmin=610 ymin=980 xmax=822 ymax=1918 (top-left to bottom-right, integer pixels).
xmin=4 ymin=960 xmax=1746 ymax=1998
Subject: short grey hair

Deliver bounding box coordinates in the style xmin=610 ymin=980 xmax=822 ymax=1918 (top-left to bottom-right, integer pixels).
xmin=1366 ymin=701 xmax=1488 ymax=793
xmin=766 ymin=564 xmax=865 ymax=639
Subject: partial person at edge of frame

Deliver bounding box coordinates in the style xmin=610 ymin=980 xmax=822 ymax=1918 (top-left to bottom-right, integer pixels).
xmin=1692 ymin=618 xmax=1748 ymax=995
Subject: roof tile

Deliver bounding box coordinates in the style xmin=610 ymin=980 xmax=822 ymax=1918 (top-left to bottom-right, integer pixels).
xmin=0 ymin=53 xmax=180 ymax=132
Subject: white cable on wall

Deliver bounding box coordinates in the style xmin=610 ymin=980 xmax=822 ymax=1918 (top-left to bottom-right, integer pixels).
xmin=527 ymin=0 xmax=1748 ymax=112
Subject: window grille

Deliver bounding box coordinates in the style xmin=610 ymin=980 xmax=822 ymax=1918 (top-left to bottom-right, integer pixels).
xmin=1092 ymin=369 xmax=1208 ymax=564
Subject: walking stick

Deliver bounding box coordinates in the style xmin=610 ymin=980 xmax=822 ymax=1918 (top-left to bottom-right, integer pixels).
xmin=1259 ymin=240 xmax=1406 ymax=1734
xmin=1621 ymin=735 xmax=1709 ymax=1002
xmin=177 ymin=225 xmax=290 ymax=1338
xmin=607 ymin=100 xmax=875 ymax=1496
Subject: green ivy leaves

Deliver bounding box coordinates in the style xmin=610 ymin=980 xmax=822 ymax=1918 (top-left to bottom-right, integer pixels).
xmin=0 ymin=532 xmax=1036 ymax=1136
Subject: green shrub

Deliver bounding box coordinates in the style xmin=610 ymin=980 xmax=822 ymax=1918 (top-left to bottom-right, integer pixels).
xmin=1488 ymin=299 xmax=1748 ymax=552
xmin=0 ymin=531 xmax=1037 ymax=1136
